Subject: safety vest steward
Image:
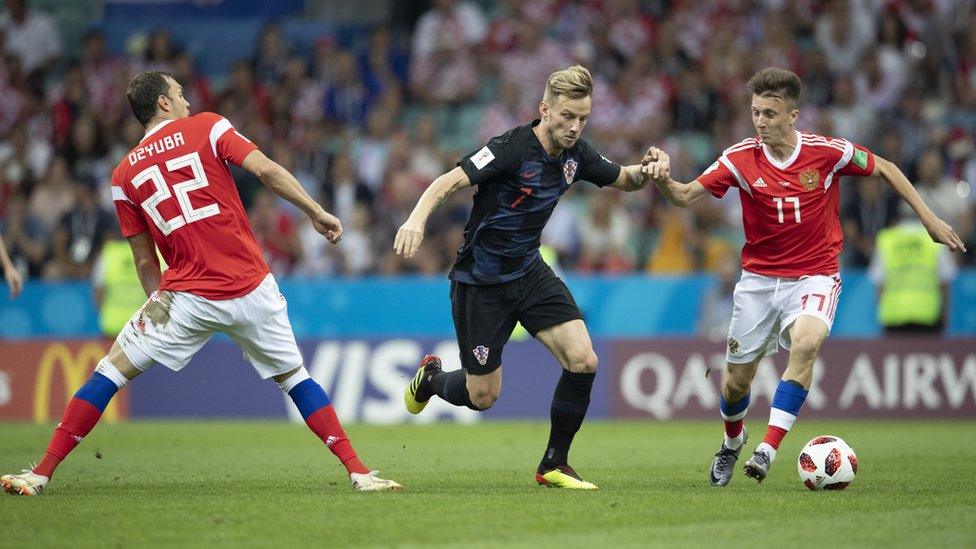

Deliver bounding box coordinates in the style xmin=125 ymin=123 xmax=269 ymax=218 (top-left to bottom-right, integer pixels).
xmin=876 ymin=225 xmax=941 ymax=326
xmin=98 ymin=240 xmax=147 ymax=336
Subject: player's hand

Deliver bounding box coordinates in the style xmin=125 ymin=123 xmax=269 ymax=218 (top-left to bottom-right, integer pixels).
xmin=394 ymin=217 xmax=425 ymax=258
xmin=922 ymin=215 xmax=967 ymax=252
xmin=641 ymin=147 xmax=671 ymax=182
xmin=4 ymin=265 xmax=22 ymax=298
xmin=312 ymin=211 xmax=343 ymax=244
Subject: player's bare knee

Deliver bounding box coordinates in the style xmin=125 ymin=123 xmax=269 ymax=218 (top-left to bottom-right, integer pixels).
xmin=469 ymin=389 xmax=497 ymax=410
xmin=724 ymin=376 xmax=751 ymax=400
xmin=105 ymin=343 xmax=144 ymax=380
xmin=566 ymin=348 xmax=598 ymax=373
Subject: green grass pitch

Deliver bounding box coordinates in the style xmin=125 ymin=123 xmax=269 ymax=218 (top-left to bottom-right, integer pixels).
xmin=1 ymin=420 xmax=974 ymax=547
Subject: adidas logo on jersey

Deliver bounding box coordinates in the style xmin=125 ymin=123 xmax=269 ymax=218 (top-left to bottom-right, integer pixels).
xmin=752 ymin=177 xmax=768 ymax=188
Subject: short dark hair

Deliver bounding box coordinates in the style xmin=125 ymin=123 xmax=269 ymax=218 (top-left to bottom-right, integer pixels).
xmin=746 ymin=67 xmax=802 ymax=107
xmin=125 ymin=71 xmax=174 ymax=126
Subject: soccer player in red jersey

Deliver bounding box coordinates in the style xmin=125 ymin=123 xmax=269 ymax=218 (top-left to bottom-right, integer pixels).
xmin=1 ymin=72 xmax=400 ymax=495
xmin=642 ymin=67 xmax=966 ymax=486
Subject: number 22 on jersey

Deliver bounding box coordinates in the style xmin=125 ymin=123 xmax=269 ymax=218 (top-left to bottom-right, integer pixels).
xmin=131 ymin=152 xmax=220 ymax=235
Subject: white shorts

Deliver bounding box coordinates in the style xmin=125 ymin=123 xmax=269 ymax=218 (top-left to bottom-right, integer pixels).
xmin=725 ymin=270 xmax=842 ymax=364
xmin=117 ymin=273 xmax=303 ymax=379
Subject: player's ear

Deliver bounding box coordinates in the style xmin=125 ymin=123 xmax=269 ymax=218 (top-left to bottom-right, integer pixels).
xmin=789 ymin=104 xmax=799 ymax=125
xmin=539 ymin=101 xmax=549 ymax=122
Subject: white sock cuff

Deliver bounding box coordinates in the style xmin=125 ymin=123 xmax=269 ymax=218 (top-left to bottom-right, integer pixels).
xmin=276 ymin=366 xmax=310 ymax=393
xmin=95 ymin=357 xmax=128 ymax=389
xmin=768 ymin=407 xmax=797 ymax=431
xmin=721 ymin=409 xmax=748 ymax=422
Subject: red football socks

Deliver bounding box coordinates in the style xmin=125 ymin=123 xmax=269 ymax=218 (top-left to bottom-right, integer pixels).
xmin=304 ymin=405 xmax=369 ymax=475
xmin=33 ymin=396 xmax=105 ymax=479
xmin=761 ymin=425 xmax=789 ymax=450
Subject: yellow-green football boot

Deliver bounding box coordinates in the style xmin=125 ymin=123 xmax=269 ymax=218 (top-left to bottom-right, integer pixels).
xmin=404 ymin=354 xmax=442 ymax=414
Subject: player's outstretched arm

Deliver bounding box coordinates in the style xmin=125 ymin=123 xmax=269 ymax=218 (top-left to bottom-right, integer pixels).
xmin=874 ymin=155 xmax=967 ymax=252
xmin=608 ymin=164 xmax=650 ymax=192
xmin=395 ymin=166 xmax=472 ymax=258
xmin=640 ymin=147 xmax=709 ymax=207
xmin=242 ymin=150 xmax=343 ymax=244
xmin=0 ymin=232 xmax=22 ymax=298
xmin=127 ymin=232 xmax=162 ymax=297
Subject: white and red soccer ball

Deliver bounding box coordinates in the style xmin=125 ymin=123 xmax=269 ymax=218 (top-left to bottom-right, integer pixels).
xmin=797 ymin=435 xmax=858 ymax=491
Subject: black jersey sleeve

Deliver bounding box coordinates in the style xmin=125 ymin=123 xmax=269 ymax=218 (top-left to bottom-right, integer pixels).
xmin=575 ymin=138 xmax=622 ymax=187
xmin=457 ymin=134 xmax=521 ymax=186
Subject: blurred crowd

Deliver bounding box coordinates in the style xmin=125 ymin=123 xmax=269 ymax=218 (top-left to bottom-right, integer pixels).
xmin=0 ymin=0 xmax=975 ymax=286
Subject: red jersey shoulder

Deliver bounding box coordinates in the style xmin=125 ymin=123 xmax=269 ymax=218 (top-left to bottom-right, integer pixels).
xmin=798 ymin=132 xmax=849 ymax=162
xmin=722 ymin=137 xmax=760 ymax=158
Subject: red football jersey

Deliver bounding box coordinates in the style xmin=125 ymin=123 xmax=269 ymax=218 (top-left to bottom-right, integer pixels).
xmin=698 ymin=131 xmax=876 ymax=277
xmin=111 ymin=112 xmax=270 ymax=299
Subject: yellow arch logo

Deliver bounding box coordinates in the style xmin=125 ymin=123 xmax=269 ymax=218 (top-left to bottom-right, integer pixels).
xmin=32 ymin=342 xmax=121 ymax=423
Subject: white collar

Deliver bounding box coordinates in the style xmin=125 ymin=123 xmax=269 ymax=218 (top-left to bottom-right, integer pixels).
xmin=140 ymin=119 xmax=174 ymax=144
xmin=762 ymin=130 xmax=802 ymax=170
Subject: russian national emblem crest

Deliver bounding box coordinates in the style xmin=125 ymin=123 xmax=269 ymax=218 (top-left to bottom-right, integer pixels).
xmin=799 ymin=170 xmax=820 ymax=191
xmin=727 ymin=337 xmax=740 ymax=355
xmin=563 ymin=159 xmax=578 ymax=184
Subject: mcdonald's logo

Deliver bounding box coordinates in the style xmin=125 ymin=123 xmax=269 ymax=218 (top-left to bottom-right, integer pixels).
xmin=32 ymin=342 xmax=123 ymax=423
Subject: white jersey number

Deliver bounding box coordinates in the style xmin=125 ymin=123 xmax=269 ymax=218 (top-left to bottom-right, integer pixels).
xmin=773 ymin=196 xmax=801 ymax=224
xmin=131 ymin=152 xmax=220 ymax=235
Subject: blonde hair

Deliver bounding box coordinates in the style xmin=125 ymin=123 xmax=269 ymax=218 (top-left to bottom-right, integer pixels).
xmin=543 ymin=65 xmax=593 ymax=103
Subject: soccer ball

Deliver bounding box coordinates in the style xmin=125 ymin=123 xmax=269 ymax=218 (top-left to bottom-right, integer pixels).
xmin=796 ymin=435 xmax=857 ymax=491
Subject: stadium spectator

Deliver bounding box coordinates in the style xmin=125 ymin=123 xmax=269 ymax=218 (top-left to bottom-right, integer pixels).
xmin=249 ymin=188 xmax=303 ymax=275
xmin=324 ymin=50 xmax=373 ymax=128
xmin=0 ymin=225 xmax=21 ymax=297
xmin=28 ymin=157 xmax=74 ymax=235
xmin=842 ymin=176 xmax=900 ymax=267
xmin=47 ymin=181 xmax=112 ymax=279
xmin=320 ymin=150 xmax=373 ymax=224
xmin=140 ymin=27 xmax=179 ymax=72
xmin=0 ymin=0 xmax=61 ymax=79
xmin=409 ymin=0 xmax=486 ymax=105
xmin=252 ymin=23 xmax=290 ymax=86
xmin=0 ymin=191 xmax=45 ymax=278
xmin=577 ymin=190 xmax=633 ymax=273
xmin=814 ymin=0 xmax=874 ymax=75
xmin=903 ymin=149 xmax=972 ymax=237
xmin=0 ymin=0 xmax=972 ymax=289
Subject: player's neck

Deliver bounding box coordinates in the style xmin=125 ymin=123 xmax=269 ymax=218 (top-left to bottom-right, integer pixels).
xmin=144 ymin=115 xmax=178 ymax=137
xmin=533 ymin=123 xmax=563 ymax=157
xmin=764 ymin=130 xmax=798 ymax=162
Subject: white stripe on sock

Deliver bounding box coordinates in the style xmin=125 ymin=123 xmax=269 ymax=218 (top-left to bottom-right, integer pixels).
xmin=768 ymin=407 xmax=797 ymax=430
xmin=276 ymin=366 xmax=310 ymax=393
xmin=721 ymin=409 xmax=748 ymax=422
xmin=95 ymin=358 xmax=128 ymax=389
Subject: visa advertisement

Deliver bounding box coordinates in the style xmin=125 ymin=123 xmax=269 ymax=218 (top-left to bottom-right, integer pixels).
xmin=1 ymin=338 xmax=973 ymax=423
